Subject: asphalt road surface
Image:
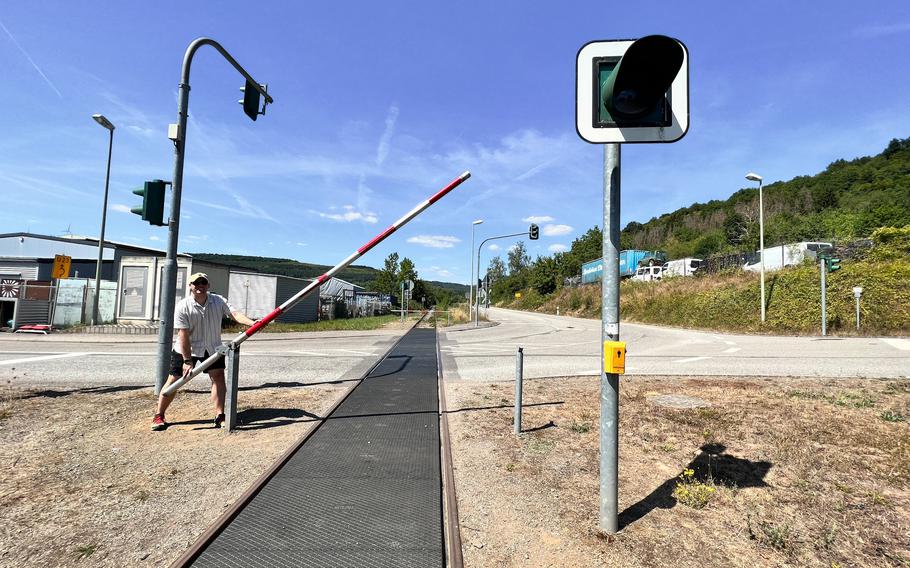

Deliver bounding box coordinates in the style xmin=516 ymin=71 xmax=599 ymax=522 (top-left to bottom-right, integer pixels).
xmin=0 ymin=329 xmax=405 ymax=389
xmin=3 ymin=310 xmax=908 ymax=389
xmin=439 ymin=307 xmax=910 ymax=381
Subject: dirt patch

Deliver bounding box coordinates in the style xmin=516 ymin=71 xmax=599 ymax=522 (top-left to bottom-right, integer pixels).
xmin=3 ymin=375 xmax=908 ymax=567
xmin=0 ymin=382 xmax=346 ymax=567
xmin=446 ymin=376 xmax=910 ymax=567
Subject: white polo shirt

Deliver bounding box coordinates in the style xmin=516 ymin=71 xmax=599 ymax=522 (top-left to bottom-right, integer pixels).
xmin=172 ymin=293 xmax=236 ymax=356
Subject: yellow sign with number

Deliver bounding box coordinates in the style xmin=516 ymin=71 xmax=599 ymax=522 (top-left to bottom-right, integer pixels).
xmin=52 ymin=255 xmax=71 ymax=279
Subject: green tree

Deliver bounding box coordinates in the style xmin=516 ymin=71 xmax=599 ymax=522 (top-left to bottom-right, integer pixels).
xmin=486 ymin=256 xmax=507 ymax=281
xmin=373 ymin=252 xmax=399 ymax=296
xmin=529 ymin=255 xmax=559 ymax=295
xmin=507 ymin=241 xmax=530 ymax=275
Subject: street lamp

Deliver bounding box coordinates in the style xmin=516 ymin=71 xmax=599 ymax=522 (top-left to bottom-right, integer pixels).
xmin=470 ymin=219 xmax=483 ymax=319
xmin=745 ymin=172 xmax=765 ymax=322
xmin=91 ymin=114 xmax=115 ymax=326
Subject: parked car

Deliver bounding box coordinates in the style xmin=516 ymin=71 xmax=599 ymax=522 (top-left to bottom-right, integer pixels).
xmin=631 ymin=265 xmax=663 ymax=282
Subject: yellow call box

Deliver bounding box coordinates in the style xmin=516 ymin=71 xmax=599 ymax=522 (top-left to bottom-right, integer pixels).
xmin=604 ymin=341 xmax=626 ymax=374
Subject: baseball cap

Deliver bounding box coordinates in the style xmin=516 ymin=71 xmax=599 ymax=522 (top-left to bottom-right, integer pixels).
xmin=189 ymin=272 xmax=209 ymax=284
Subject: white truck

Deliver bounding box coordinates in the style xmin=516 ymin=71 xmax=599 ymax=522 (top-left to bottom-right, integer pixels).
xmin=663 ymin=257 xmax=703 ymax=277
xmin=743 ymin=241 xmax=831 ymax=272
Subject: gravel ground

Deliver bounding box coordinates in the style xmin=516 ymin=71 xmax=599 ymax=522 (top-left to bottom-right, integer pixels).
xmin=0 ymin=382 xmax=346 ymax=567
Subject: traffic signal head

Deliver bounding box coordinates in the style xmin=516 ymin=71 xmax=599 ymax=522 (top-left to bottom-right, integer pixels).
xmin=600 ymin=35 xmax=684 ymax=125
xmin=239 ymin=80 xmax=264 ymax=121
xmin=529 ymin=224 xmax=539 ymax=240
xmin=131 ymin=180 xmax=167 ymax=226
xmin=576 ymin=35 xmax=689 ymax=143
xmin=827 ymin=257 xmax=841 ymax=273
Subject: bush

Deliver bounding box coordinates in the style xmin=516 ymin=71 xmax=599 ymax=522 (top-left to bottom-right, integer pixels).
xmin=870 ymin=225 xmax=910 ymax=260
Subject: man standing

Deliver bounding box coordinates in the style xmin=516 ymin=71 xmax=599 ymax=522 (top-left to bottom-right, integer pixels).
xmin=151 ymin=272 xmax=256 ymax=431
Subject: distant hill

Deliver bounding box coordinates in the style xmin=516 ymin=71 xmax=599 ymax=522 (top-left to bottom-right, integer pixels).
xmin=619 ymin=136 xmax=910 ymax=258
xmin=190 ymin=253 xmax=468 ymax=295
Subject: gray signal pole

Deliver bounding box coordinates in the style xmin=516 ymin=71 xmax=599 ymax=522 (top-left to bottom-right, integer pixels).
xmin=475 ymin=230 xmax=533 ymax=327
xmin=155 ymin=38 xmax=273 ymax=394
xmin=820 ymin=258 xmax=827 ymax=337
xmin=600 ymin=144 xmax=621 ymax=533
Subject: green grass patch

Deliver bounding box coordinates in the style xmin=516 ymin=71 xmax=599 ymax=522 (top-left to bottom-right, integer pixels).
xmin=880 ymin=410 xmax=906 ymax=422
xmin=224 ymin=314 xmax=403 ymax=333
xmin=516 ymin=256 xmax=910 ymax=335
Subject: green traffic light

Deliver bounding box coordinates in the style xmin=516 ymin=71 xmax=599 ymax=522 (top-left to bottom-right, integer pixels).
xmin=598 ymin=35 xmax=684 ymax=126
xmin=131 ymin=180 xmax=167 ymax=226
xmin=241 ymin=80 xmax=261 ymax=122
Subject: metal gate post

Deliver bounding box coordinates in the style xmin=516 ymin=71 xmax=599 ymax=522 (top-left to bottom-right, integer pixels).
xmin=514 ymin=346 xmax=524 ymax=435
xmin=224 ymin=345 xmax=240 ymax=433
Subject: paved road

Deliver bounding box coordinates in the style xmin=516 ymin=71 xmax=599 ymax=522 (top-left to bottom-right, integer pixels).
xmin=439 ymin=307 xmax=910 ymax=381
xmin=0 ymin=330 xmax=406 ymax=389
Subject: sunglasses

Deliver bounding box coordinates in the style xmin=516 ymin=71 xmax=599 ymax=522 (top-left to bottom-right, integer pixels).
xmin=192 ymin=280 xmax=209 ymax=286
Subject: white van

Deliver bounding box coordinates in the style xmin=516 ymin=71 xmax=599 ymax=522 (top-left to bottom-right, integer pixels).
xmin=632 ymin=265 xmax=663 ymax=282
xmin=663 ymin=257 xmax=702 ymax=277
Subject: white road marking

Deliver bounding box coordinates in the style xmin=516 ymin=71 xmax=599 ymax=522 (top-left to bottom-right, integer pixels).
xmin=292 ymin=350 xmax=330 ymax=356
xmin=0 ymin=352 xmax=91 ymax=366
xmin=880 ymin=338 xmax=910 ymax=351
xmin=723 ymin=347 xmax=742 ymax=354
xmin=673 ymin=356 xmax=711 ymax=364
xmin=334 ymin=349 xmax=374 ymax=356
xmin=725 ymin=341 xmax=737 ymax=346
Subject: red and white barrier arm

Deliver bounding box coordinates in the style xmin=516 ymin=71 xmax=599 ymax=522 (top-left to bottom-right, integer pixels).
xmin=162 ymin=170 xmax=471 ymax=396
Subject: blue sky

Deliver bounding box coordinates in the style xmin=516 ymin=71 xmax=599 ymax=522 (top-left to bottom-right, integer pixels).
xmin=2 ymin=1 xmax=909 ymax=284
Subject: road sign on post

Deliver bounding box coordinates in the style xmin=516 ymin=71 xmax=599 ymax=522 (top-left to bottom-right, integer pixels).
xmin=52 ymin=255 xmax=71 ymax=279
xmin=576 ymin=34 xmax=688 ymax=535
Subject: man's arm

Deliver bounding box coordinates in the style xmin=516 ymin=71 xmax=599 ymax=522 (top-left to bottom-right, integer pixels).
xmin=231 ymin=311 xmax=257 ymax=327
xmin=177 ymin=328 xmax=193 ymax=376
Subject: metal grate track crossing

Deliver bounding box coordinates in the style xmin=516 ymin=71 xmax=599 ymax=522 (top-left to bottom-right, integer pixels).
xmin=188 ymin=327 xmax=443 ymax=567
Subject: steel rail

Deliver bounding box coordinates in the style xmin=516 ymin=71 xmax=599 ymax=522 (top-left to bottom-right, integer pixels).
xmin=169 ymin=315 xmax=426 ymax=567
xmin=436 ymin=315 xmax=464 ymax=568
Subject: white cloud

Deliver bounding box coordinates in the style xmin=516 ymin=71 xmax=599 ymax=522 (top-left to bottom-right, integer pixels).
xmin=149 ymin=235 xmax=161 ymax=241
xmin=313 ymin=205 xmax=378 ymax=224
xmin=548 ymin=244 xmax=568 ymax=253
xmin=376 ymin=105 xmax=399 ymax=166
xmin=854 ymin=22 xmax=910 ymax=38
xmin=111 ymin=204 xmax=132 ymax=213
xmin=0 ymin=18 xmax=62 ymax=98
xmin=488 ymin=244 xmax=500 ymax=251
xmin=543 ymin=224 xmax=573 ymax=236
xmin=522 ymin=215 xmax=554 ymax=223
xmin=428 ymin=266 xmax=454 ymax=278
xmin=407 ymin=235 xmax=460 ymax=248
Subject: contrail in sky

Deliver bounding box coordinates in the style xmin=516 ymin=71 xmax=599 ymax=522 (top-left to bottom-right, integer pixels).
xmin=0 ymin=17 xmax=63 ymax=98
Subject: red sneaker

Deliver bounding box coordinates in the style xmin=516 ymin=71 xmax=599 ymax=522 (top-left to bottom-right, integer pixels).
xmin=151 ymin=414 xmax=167 ymax=431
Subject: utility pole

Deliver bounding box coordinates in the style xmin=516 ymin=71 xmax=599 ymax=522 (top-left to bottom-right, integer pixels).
xmin=155 ymin=38 xmax=273 ymax=394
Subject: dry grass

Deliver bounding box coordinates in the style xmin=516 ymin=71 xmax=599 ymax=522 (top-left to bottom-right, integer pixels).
xmin=0 ymin=383 xmax=345 ymax=567
xmin=446 ymin=376 xmax=910 ymax=567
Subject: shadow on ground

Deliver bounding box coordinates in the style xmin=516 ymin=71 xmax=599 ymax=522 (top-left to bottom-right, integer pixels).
xmin=619 ymin=443 xmax=772 ymax=529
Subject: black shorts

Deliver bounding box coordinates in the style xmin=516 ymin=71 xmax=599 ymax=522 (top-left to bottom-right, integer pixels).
xmin=169 ymin=350 xmax=225 ymax=377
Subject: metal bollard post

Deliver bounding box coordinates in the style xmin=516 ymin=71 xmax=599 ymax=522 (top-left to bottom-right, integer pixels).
xmin=514 ymin=346 xmax=523 ymax=435
xmin=224 ymin=344 xmax=240 ymax=433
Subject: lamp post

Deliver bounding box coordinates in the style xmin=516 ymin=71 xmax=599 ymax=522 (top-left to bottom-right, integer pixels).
xmin=470 ymin=219 xmax=483 ymax=319
xmin=746 ymin=172 xmax=765 ymax=323
xmin=91 ymin=114 xmax=115 ymax=326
